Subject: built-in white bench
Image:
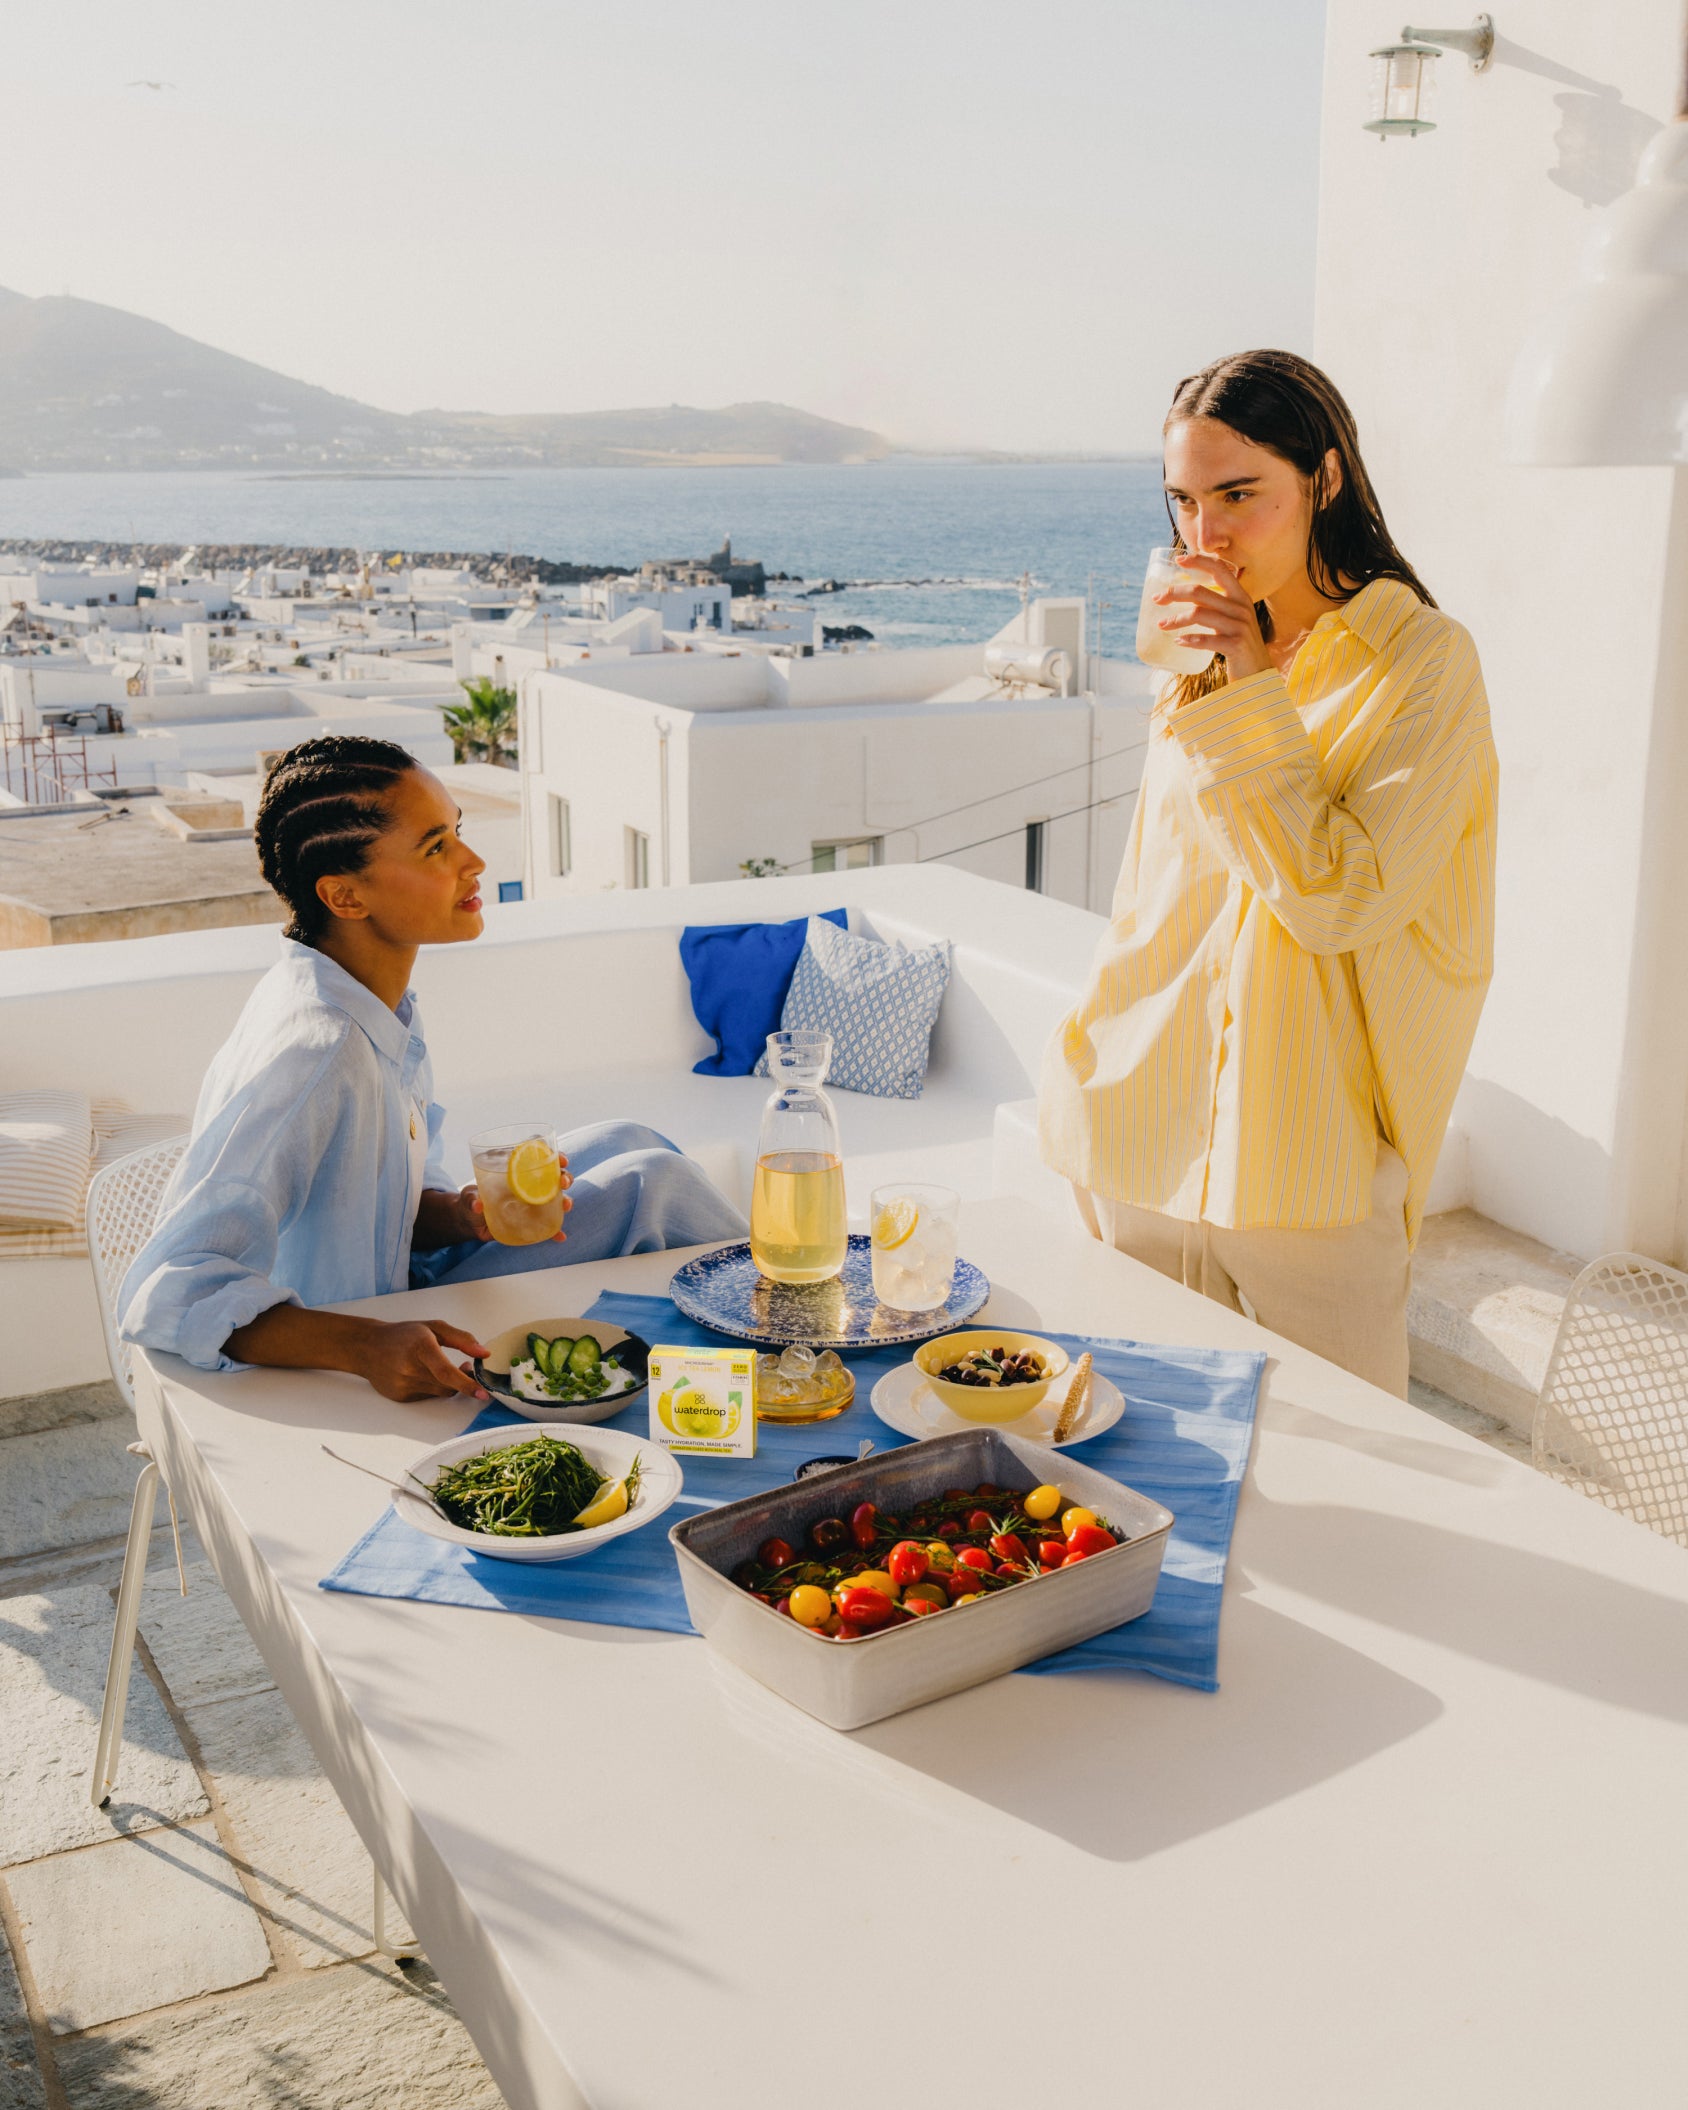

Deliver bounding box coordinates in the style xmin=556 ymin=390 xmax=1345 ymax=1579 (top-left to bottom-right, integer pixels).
xmin=0 ymin=866 xmax=1098 ymax=1397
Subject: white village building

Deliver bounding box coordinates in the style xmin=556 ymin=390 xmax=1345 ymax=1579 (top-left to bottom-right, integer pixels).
xmin=514 ymin=598 xmax=1152 ymax=911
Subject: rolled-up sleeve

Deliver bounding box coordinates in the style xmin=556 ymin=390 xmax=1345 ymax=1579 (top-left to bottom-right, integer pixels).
xmin=1167 ymin=626 xmax=1487 ymax=957
xmin=120 ymin=1177 xmax=300 ymax=1371
xmin=118 ymin=1037 xmax=346 ymax=1373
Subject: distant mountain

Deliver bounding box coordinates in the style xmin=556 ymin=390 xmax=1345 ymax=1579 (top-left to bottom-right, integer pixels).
xmin=0 ymin=288 xmax=892 ymax=471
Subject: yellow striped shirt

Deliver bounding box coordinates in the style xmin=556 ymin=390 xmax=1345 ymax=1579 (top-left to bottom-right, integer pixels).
xmin=1038 ymin=578 xmax=1497 ymax=1247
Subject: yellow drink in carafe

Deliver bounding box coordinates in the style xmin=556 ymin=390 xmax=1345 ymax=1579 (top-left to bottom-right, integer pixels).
xmin=750 ymin=1151 xmax=847 ymax=1283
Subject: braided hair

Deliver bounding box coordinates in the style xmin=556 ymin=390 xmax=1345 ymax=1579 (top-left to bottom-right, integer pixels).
xmin=255 ymin=736 xmax=418 ymax=944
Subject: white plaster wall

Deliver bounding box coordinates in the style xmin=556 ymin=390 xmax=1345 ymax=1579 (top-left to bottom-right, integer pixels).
xmin=683 ymin=698 xmax=1147 ymax=910
xmin=1316 ymin=1 xmax=1688 ymax=1259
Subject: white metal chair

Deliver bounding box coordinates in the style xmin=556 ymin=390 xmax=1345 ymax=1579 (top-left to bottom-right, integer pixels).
xmin=82 ymin=1132 xmax=419 ymax=1954
xmin=84 ymin=1133 xmax=190 ymax=1809
xmin=1533 ymin=1251 xmax=1688 ymax=1549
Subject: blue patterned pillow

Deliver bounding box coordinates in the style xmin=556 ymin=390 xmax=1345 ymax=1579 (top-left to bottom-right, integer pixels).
xmin=764 ymin=916 xmax=952 ymax=1099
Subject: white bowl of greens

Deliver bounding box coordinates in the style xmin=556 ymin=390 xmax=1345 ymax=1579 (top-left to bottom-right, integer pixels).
xmin=394 ymin=1424 xmax=682 ymax=1563
xmin=474 ymin=1317 xmax=650 ymax=1423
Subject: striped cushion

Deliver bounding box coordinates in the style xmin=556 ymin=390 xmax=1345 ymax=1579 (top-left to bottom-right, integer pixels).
xmin=0 ymin=1091 xmax=94 ymax=1231
xmin=0 ymin=1103 xmax=190 ymax=1256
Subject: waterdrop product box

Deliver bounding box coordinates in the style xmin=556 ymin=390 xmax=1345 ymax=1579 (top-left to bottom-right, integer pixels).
xmin=649 ymin=1345 xmax=757 ymax=1458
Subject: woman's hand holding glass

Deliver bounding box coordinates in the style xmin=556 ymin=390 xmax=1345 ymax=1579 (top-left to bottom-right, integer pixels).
xmin=459 ymin=1160 xmax=572 ymax=1244
xmin=1156 ymin=555 xmax=1272 ymax=681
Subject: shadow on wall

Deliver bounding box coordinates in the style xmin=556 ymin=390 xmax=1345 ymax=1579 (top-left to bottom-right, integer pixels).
xmin=1492 ymin=34 xmax=1664 ymax=208
xmin=1456 ymin=1073 xmax=1611 ymax=1260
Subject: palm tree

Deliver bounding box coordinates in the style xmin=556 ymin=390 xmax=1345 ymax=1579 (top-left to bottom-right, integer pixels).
xmin=444 ymin=679 xmax=518 ymax=766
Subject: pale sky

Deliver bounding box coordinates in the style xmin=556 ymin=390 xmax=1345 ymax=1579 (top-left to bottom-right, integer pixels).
xmin=4 ymin=0 xmax=1327 ymax=454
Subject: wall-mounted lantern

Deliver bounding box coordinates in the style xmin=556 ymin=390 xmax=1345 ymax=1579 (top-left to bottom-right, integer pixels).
xmin=1364 ymin=15 xmax=1494 ymax=140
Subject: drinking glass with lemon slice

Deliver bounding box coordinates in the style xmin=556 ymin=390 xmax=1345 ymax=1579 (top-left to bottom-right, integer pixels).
xmin=469 ymin=1125 xmax=566 ymax=1245
xmin=869 ymin=1182 xmax=960 ymax=1311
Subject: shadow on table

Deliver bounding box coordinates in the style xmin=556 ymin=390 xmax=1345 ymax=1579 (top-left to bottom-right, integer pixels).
xmin=1266 ymin=1397 xmax=1516 ymax=1488
xmin=1243 ymin=1491 xmax=1688 ymax=1723
xmin=844 ymin=1594 xmax=1441 ymax=1862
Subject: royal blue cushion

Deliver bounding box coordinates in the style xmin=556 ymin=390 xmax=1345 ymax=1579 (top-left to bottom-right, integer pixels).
xmin=680 ymin=908 xmax=849 ymax=1076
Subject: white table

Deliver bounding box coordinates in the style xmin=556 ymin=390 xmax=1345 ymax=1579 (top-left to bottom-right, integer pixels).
xmin=135 ymin=1199 xmax=1688 ymax=2110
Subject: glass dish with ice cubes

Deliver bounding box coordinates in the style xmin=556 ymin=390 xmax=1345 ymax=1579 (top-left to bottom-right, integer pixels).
xmin=754 ymin=1342 xmax=856 ymax=1425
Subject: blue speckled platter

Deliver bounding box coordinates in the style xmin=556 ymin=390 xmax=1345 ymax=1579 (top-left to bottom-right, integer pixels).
xmin=667 ymin=1235 xmax=990 ymax=1350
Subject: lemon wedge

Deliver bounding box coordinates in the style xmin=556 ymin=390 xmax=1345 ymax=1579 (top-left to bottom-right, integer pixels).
xmin=572 ymin=1475 xmax=630 ymax=1530
xmin=507 ymin=1135 xmax=560 ymax=1206
xmin=872 ymin=1198 xmax=919 ymax=1250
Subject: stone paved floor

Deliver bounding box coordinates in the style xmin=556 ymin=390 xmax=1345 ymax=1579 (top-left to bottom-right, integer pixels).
xmin=0 ymin=1385 xmax=507 ymax=2110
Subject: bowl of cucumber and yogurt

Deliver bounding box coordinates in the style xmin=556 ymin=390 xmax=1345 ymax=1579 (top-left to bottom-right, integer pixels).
xmin=474 ymin=1318 xmax=651 ymax=1424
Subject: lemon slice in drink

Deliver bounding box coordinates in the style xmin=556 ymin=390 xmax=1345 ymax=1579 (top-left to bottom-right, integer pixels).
xmin=572 ymin=1475 xmax=630 ymax=1530
xmin=507 ymin=1136 xmax=560 ymax=1205
xmin=872 ymin=1198 xmax=919 ymax=1250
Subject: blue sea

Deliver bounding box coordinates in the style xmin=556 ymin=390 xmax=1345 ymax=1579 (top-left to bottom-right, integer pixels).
xmin=0 ymin=460 xmax=1171 ymax=657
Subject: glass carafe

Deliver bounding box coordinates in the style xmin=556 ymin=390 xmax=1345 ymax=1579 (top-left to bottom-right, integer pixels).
xmin=750 ymin=1031 xmax=848 ymax=1284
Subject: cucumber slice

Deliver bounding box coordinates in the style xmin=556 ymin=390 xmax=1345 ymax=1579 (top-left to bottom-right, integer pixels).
xmin=540 ymin=1337 xmax=575 ymax=1381
xmin=525 ymin=1333 xmax=548 ymax=1369
xmin=567 ymin=1335 xmax=602 ymax=1381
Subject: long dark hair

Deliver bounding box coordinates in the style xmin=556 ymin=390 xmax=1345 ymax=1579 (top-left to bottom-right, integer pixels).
xmin=1162 ymin=349 xmax=1434 ymax=705
xmin=255 ymin=735 xmax=417 ymax=944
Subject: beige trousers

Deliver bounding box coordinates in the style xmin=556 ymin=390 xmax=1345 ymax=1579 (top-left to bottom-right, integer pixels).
xmin=1072 ymin=1145 xmax=1412 ymax=1397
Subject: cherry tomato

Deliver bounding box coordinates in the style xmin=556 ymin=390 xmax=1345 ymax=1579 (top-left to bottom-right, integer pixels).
xmin=775 ymin=1595 xmax=795 ymax=1615
xmin=943 ymin=1488 xmax=971 ymax=1502
xmin=850 ymin=1501 xmax=878 ymax=1550
xmin=956 ymin=1545 xmax=992 ymax=1572
xmin=904 ymin=1594 xmax=941 ymax=1617
xmin=1062 ymin=1545 xmax=1093 ymax=1565
xmin=935 ymin=1520 xmax=960 ymax=1540
xmin=922 ymin=1540 xmax=956 ymax=1572
xmin=1067 ymin=1523 xmax=1116 ymax=1558
xmin=989 ymin=1532 xmax=1029 ymax=1566
xmin=848 ymin=1568 xmax=896 ymax=1600
xmin=786 ymin=1583 xmax=831 ymax=1627
xmin=901 ymin=1581 xmax=948 ymax=1608
xmin=822 ymin=1613 xmax=845 ymax=1637
xmin=808 ymin=1516 xmax=848 ymax=1554
xmin=1038 ymin=1540 xmax=1068 ymax=1568
xmin=750 ymin=1591 xmax=774 ymax=1605
xmin=834 ymin=1619 xmax=864 ymax=1640
xmin=887 ymin=1541 xmax=929 ymax=1587
xmin=975 ymin=1483 xmax=1001 ymax=1497
xmin=757 ymin=1536 xmax=796 ymax=1570
xmin=837 ymin=1585 xmax=895 ymax=1630
xmin=730 ymin=1560 xmax=758 ymax=1588
xmin=1022 ymin=1484 xmax=1062 ymax=1523
xmin=947 ymin=1571 xmax=985 ymax=1599
xmin=1061 ymin=1506 xmax=1099 ymax=1540
xmin=965 ymin=1509 xmax=994 ymax=1536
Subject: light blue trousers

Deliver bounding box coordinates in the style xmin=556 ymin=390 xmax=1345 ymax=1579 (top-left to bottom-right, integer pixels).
xmin=409 ymin=1120 xmax=746 ymax=1289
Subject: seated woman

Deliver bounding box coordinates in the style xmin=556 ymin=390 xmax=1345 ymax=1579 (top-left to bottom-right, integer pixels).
xmin=120 ymin=735 xmax=747 ymax=1404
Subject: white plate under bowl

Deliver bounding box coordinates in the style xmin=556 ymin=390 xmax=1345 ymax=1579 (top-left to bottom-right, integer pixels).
xmin=393 ymin=1424 xmax=682 ymax=1564
xmin=869 ymin=1359 xmax=1124 ymax=1449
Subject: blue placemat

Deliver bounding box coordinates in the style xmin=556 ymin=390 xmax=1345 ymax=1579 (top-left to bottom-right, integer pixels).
xmin=320 ymin=1291 xmax=1265 ymax=1692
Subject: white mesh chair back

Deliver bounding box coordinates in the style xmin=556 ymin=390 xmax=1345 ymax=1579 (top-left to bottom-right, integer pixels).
xmin=1533 ymin=1251 xmax=1688 ymax=1548
xmin=86 ymin=1135 xmax=190 ymax=1411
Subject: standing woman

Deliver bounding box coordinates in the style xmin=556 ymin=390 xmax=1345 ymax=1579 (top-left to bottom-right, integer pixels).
xmin=1038 ymin=350 xmax=1497 ymax=1394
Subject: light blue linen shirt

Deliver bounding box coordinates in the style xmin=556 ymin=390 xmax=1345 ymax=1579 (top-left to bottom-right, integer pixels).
xmin=120 ymin=939 xmax=451 ymax=1372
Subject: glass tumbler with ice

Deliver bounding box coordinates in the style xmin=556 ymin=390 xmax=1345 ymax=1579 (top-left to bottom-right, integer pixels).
xmin=1134 ymin=546 xmax=1217 ymax=676
xmin=870 ymin=1183 xmax=960 ymax=1312
xmin=469 ymin=1124 xmax=565 ymax=1246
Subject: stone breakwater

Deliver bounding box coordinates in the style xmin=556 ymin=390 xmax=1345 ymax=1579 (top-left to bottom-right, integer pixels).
xmin=0 ymin=537 xmax=619 ymax=587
